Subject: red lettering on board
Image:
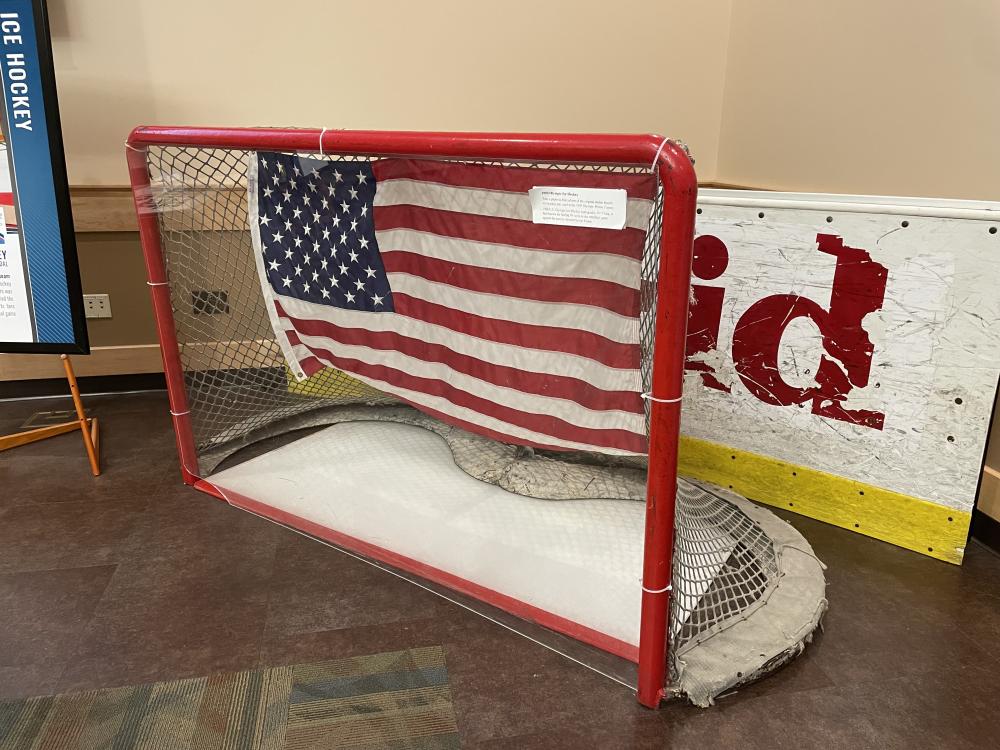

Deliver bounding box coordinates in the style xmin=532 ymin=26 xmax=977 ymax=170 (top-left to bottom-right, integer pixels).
xmin=686 ymin=235 xmax=731 ymax=392
xmin=686 ymin=233 xmax=888 ymax=430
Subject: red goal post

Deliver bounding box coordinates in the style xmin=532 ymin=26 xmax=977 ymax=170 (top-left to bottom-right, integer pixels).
xmin=125 ymin=127 xmax=698 ymax=708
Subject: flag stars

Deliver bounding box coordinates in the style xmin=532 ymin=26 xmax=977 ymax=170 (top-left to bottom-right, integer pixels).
xmin=259 ymin=155 xmax=388 ymax=313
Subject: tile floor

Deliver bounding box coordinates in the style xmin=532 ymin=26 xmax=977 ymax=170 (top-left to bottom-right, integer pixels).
xmin=1 ymin=391 xmax=998 ymax=748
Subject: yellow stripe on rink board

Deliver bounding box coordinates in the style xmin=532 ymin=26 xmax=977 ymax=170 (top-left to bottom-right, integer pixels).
xmin=678 ymin=435 xmax=970 ymax=565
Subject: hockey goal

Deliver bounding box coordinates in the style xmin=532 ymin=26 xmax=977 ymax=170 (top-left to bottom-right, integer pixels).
xmin=126 ymin=126 xmax=826 ymax=708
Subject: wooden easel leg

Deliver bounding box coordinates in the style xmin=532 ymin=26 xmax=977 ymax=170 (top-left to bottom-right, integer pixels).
xmin=0 ymin=421 xmax=82 ymax=451
xmin=61 ymin=355 xmax=101 ymax=476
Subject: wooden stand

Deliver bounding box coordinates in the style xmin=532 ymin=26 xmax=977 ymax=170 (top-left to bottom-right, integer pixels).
xmin=0 ymin=355 xmax=101 ymax=476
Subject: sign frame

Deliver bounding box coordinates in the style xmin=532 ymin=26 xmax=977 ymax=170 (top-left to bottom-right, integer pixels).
xmin=0 ymin=0 xmax=87 ymax=354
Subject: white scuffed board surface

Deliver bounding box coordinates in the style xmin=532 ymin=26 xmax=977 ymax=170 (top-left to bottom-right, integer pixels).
xmin=686 ymin=191 xmax=1000 ymax=513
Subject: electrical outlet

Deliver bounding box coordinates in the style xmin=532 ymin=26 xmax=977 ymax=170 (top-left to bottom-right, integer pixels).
xmin=83 ymin=294 xmax=112 ymax=319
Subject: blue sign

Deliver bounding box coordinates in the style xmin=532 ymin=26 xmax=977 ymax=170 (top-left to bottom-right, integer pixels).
xmin=0 ymin=0 xmax=86 ymax=353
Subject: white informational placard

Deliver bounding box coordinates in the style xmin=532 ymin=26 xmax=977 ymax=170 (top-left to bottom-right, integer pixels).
xmin=0 ymin=205 xmax=32 ymax=341
xmin=682 ymin=190 xmax=1000 ymax=517
xmin=528 ymin=186 xmax=627 ymax=229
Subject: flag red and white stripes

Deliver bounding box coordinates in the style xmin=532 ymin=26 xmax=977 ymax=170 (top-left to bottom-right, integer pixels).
xmin=250 ymin=154 xmax=656 ymax=455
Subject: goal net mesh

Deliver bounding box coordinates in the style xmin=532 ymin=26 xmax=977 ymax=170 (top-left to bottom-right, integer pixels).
xmin=139 ymin=144 xmax=825 ymax=705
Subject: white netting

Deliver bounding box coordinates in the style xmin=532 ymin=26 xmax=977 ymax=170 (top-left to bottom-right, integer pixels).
xmin=138 ymin=144 xmax=823 ymax=703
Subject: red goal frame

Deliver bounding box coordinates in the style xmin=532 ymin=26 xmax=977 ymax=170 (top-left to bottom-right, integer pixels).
xmin=126 ymin=127 xmax=697 ymax=708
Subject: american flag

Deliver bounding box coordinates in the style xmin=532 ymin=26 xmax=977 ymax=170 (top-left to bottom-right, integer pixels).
xmin=249 ymin=152 xmax=656 ymax=455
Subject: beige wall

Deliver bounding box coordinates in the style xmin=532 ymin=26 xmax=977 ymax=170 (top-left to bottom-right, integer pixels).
xmin=717 ymin=0 xmax=1000 ymax=199
xmin=48 ymin=0 xmax=733 ymax=185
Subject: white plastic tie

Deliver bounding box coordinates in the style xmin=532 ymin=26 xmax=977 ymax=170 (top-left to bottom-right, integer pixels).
xmin=651 ymin=138 xmax=669 ymax=169
xmin=641 ymin=391 xmax=682 ymax=404
xmin=169 ymin=410 xmax=191 ymax=417
xmin=318 ymin=127 xmax=328 ymax=156
xmin=146 ymin=280 xmax=168 ymax=287
xmin=642 ymin=583 xmax=673 ymax=594
xmin=124 ymin=143 xmax=146 ymax=153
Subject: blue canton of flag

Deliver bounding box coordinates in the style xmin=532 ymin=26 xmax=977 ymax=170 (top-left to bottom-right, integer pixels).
xmin=254 ymin=153 xmax=394 ymax=313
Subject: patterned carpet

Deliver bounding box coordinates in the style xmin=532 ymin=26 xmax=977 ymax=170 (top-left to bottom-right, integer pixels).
xmin=0 ymin=646 xmax=460 ymax=749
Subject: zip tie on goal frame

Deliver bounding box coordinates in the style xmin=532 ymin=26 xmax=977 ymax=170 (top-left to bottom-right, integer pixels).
xmin=641 ymin=582 xmax=673 ymax=594
xmin=318 ymin=127 xmax=328 ymax=156
xmin=146 ymin=280 xmax=168 ymax=287
xmin=169 ymin=410 xmax=191 ymax=417
xmin=651 ymin=137 xmax=670 ymax=169
xmin=640 ymin=391 xmax=682 ymax=404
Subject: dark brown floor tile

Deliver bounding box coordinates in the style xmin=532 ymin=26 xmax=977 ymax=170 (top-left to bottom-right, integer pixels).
xmin=0 ymin=663 xmax=65 ymax=702
xmin=263 ymin=535 xmax=454 ymax=636
xmin=0 ymin=565 xmax=115 ymax=668
xmin=446 ymin=626 xmax=641 ymax=745
xmin=0 ymin=500 xmax=147 ymax=574
xmin=57 ymin=559 xmax=272 ymax=693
